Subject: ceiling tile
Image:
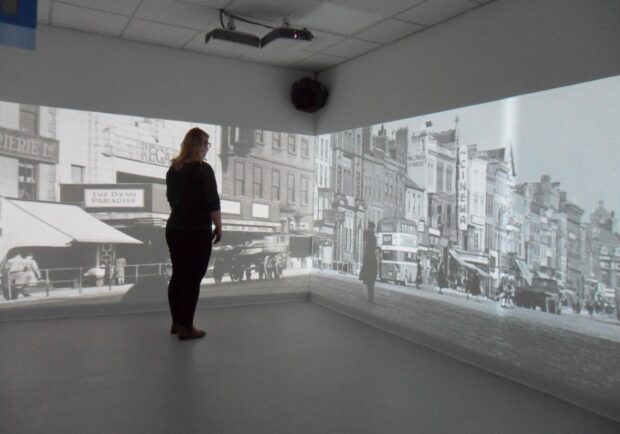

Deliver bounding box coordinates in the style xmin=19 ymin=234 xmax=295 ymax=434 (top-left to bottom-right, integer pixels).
xmin=58 ymin=0 xmax=143 ymax=16
xmin=239 ymin=46 xmax=313 ymax=67
xmin=329 ymin=0 xmax=426 ymax=17
xmin=52 ymin=2 xmax=129 ymax=37
xmin=135 ymin=0 xmax=219 ymax=30
xmin=321 ymin=38 xmax=381 ymax=59
xmin=226 ymin=0 xmax=324 ymax=24
xmin=291 ymin=52 xmax=348 ymax=72
xmin=302 ymin=30 xmax=345 ymax=53
xmin=354 ymin=18 xmax=424 ymax=43
xmin=123 ymin=19 xmax=198 ymax=48
xmin=295 ymin=3 xmax=383 ymax=35
xmin=37 ymin=0 xmax=52 ymax=24
xmin=397 ymin=0 xmax=479 ymax=26
xmin=185 ymin=24 xmax=254 ymax=58
xmin=177 ymin=0 xmax=233 ymax=8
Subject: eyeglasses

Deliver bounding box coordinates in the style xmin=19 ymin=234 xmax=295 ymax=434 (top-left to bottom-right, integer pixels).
xmin=203 ymin=140 xmax=211 ymax=150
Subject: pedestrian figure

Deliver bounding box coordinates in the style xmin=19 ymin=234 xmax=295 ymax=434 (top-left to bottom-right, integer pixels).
xmin=6 ymin=253 xmax=27 ymax=299
xmin=585 ymin=299 xmax=594 ymax=316
xmin=358 ymin=221 xmax=378 ymax=302
xmin=415 ymin=258 xmax=423 ymax=289
xmin=21 ymin=253 xmax=40 ymax=297
xmin=467 ymin=270 xmax=481 ymax=302
xmin=114 ymin=257 xmax=127 ymax=285
xmin=437 ymin=265 xmax=448 ymax=295
xmin=166 ymin=127 xmax=222 ymax=341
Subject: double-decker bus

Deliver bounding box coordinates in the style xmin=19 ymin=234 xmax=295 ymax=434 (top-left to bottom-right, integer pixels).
xmin=376 ymin=217 xmax=419 ymax=285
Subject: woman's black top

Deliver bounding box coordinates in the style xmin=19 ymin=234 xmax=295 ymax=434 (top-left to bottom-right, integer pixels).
xmin=166 ymin=161 xmax=221 ymax=231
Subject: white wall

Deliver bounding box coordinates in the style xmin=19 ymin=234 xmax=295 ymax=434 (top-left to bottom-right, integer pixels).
xmin=0 ymin=25 xmax=314 ymax=135
xmin=315 ymin=0 xmax=620 ymax=134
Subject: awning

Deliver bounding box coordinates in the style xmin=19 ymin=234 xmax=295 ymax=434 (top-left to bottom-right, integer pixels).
xmin=1 ymin=198 xmax=141 ymax=260
xmin=515 ymin=259 xmax=533 ymax=286
xmin=449 ymin=249 xmax=488 ymax=277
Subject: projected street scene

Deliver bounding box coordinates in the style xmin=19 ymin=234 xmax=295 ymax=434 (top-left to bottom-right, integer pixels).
xmin=311 ymin=75 xmax=620 ymax=326
xmin=0 ymin=103 xmax=314 ymax=308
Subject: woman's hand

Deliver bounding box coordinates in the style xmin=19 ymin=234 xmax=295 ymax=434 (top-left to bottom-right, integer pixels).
xmin=212 ymin=225 xmax=222 ymax=244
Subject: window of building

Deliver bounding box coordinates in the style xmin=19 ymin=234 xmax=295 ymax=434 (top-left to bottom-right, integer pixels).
xmin=301 ymin=176 xmax=308 ymax=205
xmin=287 ymin=174 xmax=296 ymax=203
xmin=447 ymin=204 xmax=452 ymax=228
xmin=71 ymin=165 xmax=85 ymax=184
xmin=436 ymin=162 xmax=444 ymax=192
xmin=18 ymin=161 xmax=36 ymax=200
xmin=486 ymin=194 xmax=494 ymax=217
xmin=272 ymin=170 xmax=280 ymax=201
xmin=235 ymin=161 xmax=245 ymax=196
xmin=356 ymin=172 xmax=361 ymax=198
xmin=253 ymin=165 xmax=263 ymax=198
xmin=272 ymin=132 xmax=282 ymax=149
xmin=337 ymin=167 xmax=342 ymax=193
xmin=288 ymin=135 xmax=297 ymax=154
xmin=301 ymin=137 xmax=309 ymax=158
xmin=256 ymin=130 xmax=264 ymax=144
xmin=19 ymin=105 xmax=38 ymax=135
xmin=446 ymin=165 xmax=453 ymax=193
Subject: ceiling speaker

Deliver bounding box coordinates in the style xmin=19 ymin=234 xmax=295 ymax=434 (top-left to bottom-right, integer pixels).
xmin=290 ymin=77 xmax=328 ymax=113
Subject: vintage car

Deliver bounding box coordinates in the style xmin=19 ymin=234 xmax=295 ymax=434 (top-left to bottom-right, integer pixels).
xmin=514 ymin=277 xmax=562 ymax=314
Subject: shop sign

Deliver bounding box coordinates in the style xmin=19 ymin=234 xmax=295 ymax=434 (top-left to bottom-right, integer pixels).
xmin=417 ymin=220 xmax=425 ymax=233
xmin=429 ymin=227 xmax=440 ymax=237
xmin=470 ymin=215 xmax=485 ymax=226
xmin=140 ymin=142 xmax=176 ymax=166
xmin=84 ymin=189 xmax=144 ymax=208
xmin=457 ymin=145 xmax=468 ymax=231
xmin=0 ymin=127 xmax=59 ymax=163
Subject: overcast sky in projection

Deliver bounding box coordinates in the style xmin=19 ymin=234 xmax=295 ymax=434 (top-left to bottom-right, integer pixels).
xmin=379 ymin=75 xmax=620 ymax=216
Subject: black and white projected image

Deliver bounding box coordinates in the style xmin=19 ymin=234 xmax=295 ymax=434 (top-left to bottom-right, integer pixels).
xmin=0 ymin=104 xmax=315 ymax=308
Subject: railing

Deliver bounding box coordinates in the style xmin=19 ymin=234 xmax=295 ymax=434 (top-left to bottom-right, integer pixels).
xmin=311 ymin=258 xmax=357 ymax=276
xmin=2 ymin=262 xmax=171 ymax=300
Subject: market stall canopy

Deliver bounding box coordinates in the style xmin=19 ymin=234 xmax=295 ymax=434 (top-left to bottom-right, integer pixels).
xmin=0 ymin=198 xmax=141 ymax=261
xmin=514 ymin=259 xmax=533 ymax=286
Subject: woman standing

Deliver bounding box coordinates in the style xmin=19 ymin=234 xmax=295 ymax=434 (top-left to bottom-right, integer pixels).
xmin=166 ymin=128 xmax=222 ymax=341
xmin=467 ymin=270 xmax=481 ymax=302
xmin=358 ymin=221 xmax=378 ymax=302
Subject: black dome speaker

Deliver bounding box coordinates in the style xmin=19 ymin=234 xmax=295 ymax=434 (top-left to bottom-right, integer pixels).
xmin=291 ymin=77 xmax=328 ymax=113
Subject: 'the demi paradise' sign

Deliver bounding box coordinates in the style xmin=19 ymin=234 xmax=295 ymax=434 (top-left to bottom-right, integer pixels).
xmin=84 ymin=189 xmax=145 ymax=208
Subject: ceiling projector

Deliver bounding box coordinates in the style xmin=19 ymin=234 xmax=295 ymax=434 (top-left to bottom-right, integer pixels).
xmin=261 ymin=27 xmax=313 ymax=49
xmin=205 ymin=28 xmax=260 ymax=49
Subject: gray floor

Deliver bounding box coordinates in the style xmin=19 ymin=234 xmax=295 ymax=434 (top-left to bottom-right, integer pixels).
xmin=1 ymin=301 xmax=618 ymax=434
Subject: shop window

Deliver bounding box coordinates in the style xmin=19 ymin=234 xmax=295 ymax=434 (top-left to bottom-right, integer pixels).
xmin=301 ymin=176 xmax=308 ymax=205
xmin=271 ymin=170 xmax=280 ymax=201
xmin=253 ymin=165 xmax=263 ymax=199
xmin=287 ymin=173 xmax=296 ymax=203
xmin=19 ymin=105 xmax=38 ymax=135
xmin=18 ymin=161 xmax=36 ymax=200
xmin=235 ymin=161 xmax=245 ymax=196
xmin=71 ymin=165 xmax=85 ymax=184
xmin=272 ymin=132 xmax=282 ymax=149
xmin=288 ymin=135 xmax=297 ymax=154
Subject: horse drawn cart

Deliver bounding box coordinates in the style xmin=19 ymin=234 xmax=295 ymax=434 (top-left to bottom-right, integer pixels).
xmin=211 ymin=239 xmax=289 ymax=284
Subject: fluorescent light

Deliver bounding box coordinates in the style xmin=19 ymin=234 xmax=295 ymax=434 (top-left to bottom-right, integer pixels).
xmin=261 ymin=27 xmax=313 ymax=50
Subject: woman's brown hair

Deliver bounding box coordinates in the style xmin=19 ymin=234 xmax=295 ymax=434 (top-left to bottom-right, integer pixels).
xmin=171 ymin=127 xmax=209 ymax=170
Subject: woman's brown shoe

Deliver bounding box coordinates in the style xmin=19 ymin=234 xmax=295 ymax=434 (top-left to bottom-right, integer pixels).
xmin=178 ymin=326 xmax=206 ymax=341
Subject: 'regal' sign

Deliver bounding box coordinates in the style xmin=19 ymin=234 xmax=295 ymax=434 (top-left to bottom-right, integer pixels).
xmin=140 ymin=142 xmax=176 ymax=166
